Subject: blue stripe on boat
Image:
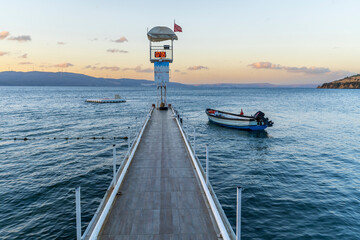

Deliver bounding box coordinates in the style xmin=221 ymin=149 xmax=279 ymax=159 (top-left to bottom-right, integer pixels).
xmin=208 ymin=119 xmax=267 ymax=131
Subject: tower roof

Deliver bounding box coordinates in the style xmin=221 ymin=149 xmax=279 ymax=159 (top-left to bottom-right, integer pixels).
xmin=147 ymin=26 xmax=178 ymax=42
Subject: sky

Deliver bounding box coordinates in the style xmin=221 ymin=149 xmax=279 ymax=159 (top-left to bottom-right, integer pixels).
xmin=1 ymin=0 xmax=360 ymax=84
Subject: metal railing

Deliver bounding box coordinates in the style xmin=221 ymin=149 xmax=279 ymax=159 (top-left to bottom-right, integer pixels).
xmin=75 ymin=106 xmax=242 ymax=240
xmin=76 ymin=107 xmax=154 ymax=240
xmin=172 ymin=107 xmax=241 ymax=240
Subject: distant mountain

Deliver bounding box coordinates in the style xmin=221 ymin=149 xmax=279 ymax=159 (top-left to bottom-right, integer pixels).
xmin=317 ymin=74 xmax=360 ymax=89
xmin=195 ymin=83 xmax=318 ymax=88
xmin=0 ymin=71 xmax=187 ymax=87
xmin=0 ymin=71 xmax=318 ymax=88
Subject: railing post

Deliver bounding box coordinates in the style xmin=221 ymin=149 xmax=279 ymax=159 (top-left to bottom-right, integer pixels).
xmin=75 ymin=187 xmax=81 ymax=240
xmin=127 ymin=127 xmax=130 ymax=149
xmin=206 ymin=145 xmax=209 ymax=185
xmin=236 ymin=186 xmax=242 ymax=240
xmin=113 ymin=144 xmax=116 ymax=186
xmin=193 ymin=127 xmax=196 ymax=155
xmin=136 ymin=117 xmax=139 ymax=134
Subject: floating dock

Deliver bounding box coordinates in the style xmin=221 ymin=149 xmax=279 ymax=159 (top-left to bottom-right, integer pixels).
xmin=85 ymin=99 xmax=126 ymax=103
xmin=86 ymin=94 xmax=126 ymax=103
xmin=81 ymin=107 xmax=236 ymax=240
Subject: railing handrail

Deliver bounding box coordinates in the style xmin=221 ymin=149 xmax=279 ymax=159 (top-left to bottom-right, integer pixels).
xmin=171 ymin=107 xmax=236 ymax=240
xmin=82 ymin=107 xmax=154 ymax=240
xmin=191 ymin=142 xmax=236 ymax=239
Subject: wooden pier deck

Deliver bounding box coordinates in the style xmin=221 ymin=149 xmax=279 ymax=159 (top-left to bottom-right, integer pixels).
xmin=83 ymin=107 xmax=235 ymax=240
xmin=100 ymin=109 xmax=219 ymax=239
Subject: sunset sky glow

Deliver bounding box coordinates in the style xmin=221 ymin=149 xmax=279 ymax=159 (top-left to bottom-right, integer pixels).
xmin=1 ymin=0 xmax=360 ymax=84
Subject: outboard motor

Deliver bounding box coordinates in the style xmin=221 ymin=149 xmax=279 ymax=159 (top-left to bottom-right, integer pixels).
xmin=254 ymin=111 xmax=265 ymax=120
xmin=254 ymin=111 xmax=274 ymax=127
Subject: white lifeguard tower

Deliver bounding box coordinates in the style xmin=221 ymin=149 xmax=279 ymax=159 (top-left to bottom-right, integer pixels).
xmin=147 ymin=26 xmax=178 ymax=110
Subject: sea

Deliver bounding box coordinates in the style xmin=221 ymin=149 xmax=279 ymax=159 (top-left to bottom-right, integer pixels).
xmin=0 ymin=86 xmax=359 ymax=239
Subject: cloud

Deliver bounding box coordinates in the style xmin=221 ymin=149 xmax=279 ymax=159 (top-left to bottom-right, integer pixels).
xmin=54 ymin=63 xmax=74 ymax=68
xmin=39 ymin=63 xmax=52 ymax=68
xmin=325 ymin=70 xmax=357 ymax=80
xmin=84 ymin=65 xmax=120 ymax=71
xmin=85 ymin=64 xmax=151 ymax=73
xmin=100 ymin=66 xmax=120 ymax=71
xmin=19 ymin=53 xmax=27 ymax=58
xmin=8 ymin=35 xmax=31 ymax=42
xmin=0 ymin=31 xmax=9 ymax=40
xmin=174 ymin=69 xmax=187 ymax=75
xmin=123 ymin=65 xmax=153 ymax=73
xmin=57 ymin=42 xmax=66 ymax=45
xmin=249 ymin=61 xmax=330 ymax=74
xmin=107 ymin=49 xmax=128 ymax=53
xmin=113 ymin=36 xmax=128 ymax=43
xmin=134 ymin=66 xmax=152 ymax=73
xmin=89 ymin=38 xmax=98 ymax=41
xmin=248 ymin=62 xmax=282 ymax=69
xmin=0 ymin=51 xmax=9 ymax=56
xmin=283 ymin=66 xmax=330 ymax=74
xmin=84 ymin=65 xmax=97 ymax=70
xmin=19 ymin=62 xmax=32 ymax=65
xmin=188 ymin=65 xmax=208 ymax=71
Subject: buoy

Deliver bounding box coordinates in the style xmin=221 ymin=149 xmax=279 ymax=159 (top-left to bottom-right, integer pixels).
xmin=240 ymin=109 xmax=244 ymax=116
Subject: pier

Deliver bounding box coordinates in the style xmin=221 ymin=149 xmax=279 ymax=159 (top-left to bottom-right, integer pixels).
xmin=80 ymin=107 xmax=237 ymax=240
xmin=78 ymin=25 xmax=239 ymax=240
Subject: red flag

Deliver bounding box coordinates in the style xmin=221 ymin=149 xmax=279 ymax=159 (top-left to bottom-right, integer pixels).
xmin=174 ymin=23 xmax=182 ymax=32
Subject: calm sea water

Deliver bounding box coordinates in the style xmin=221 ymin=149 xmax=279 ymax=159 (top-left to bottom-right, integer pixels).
xmin=0 ymin=86 xmax=359 ymax=239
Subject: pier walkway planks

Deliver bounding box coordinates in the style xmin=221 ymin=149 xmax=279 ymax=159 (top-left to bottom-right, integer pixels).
xmin=99 ymin=109 xmax=220 ymax=239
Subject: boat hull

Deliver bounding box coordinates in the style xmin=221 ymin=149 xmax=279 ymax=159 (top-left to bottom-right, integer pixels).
xmin=207 ymin=114 xmax=267 ymax=131
xmin=208 ymin=118 xmax=267 ymax=130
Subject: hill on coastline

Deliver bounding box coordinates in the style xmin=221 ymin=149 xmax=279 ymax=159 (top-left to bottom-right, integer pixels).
xmin=318 ymin=74 xmax=360 ymax=89
xmin=0 ymin=71 xmax=318 ymax=88
xmin=0 ymin=71 xmax=188 ymax=87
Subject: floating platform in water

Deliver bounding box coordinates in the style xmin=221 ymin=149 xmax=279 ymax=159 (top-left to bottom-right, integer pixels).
xmin=85 ymin=98 xmax=126 ymax=103
xmin=86 ymin=94 xmax=126 ymax=103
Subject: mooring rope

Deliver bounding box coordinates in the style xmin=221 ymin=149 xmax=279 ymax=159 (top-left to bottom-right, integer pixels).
xmin=0 ymin=136 xmax=128 ymax=141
